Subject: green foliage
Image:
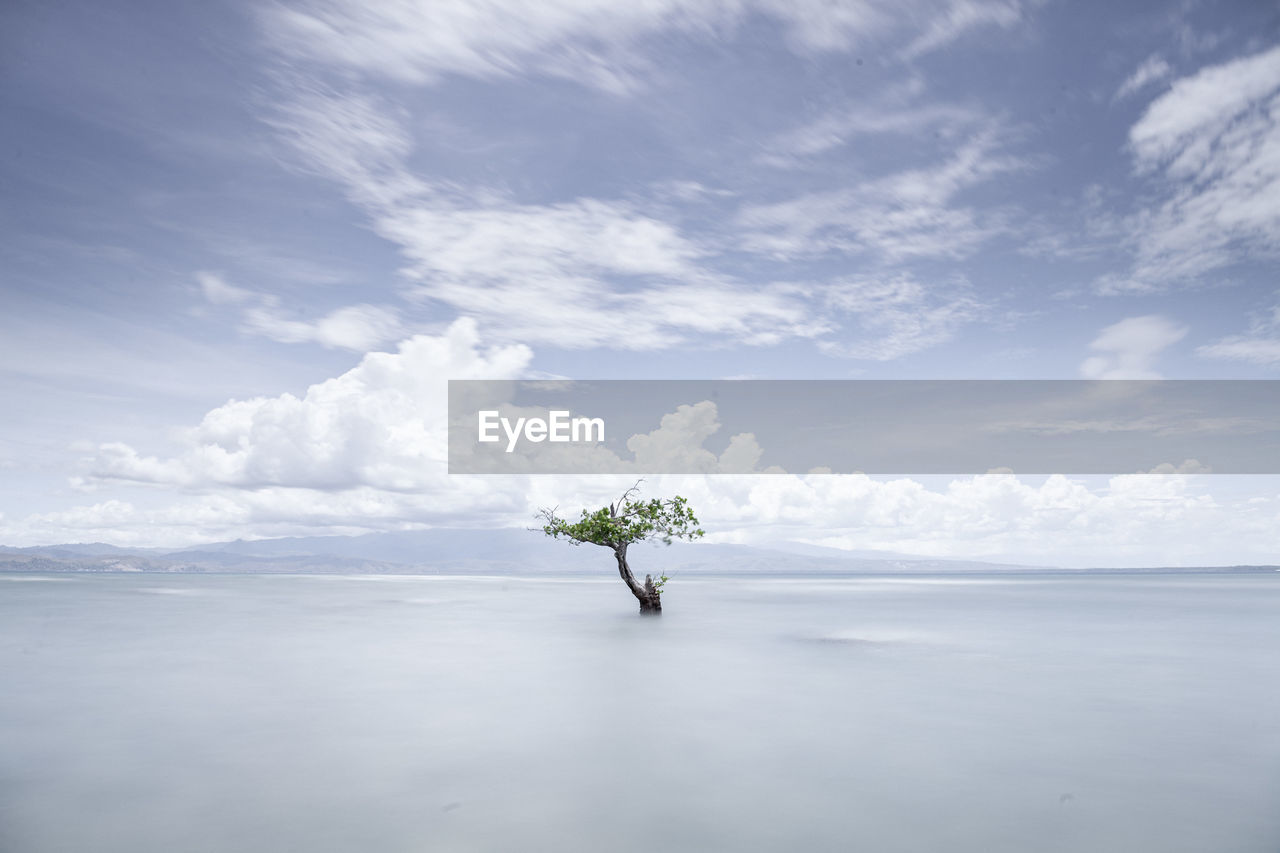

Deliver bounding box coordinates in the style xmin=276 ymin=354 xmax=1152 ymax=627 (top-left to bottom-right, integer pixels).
xmin=537 ymin=487 xmax=704 ymax=551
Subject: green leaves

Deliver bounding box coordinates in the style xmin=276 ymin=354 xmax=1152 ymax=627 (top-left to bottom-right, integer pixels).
xmin=538 ymin=491 xmax=705 ymax=551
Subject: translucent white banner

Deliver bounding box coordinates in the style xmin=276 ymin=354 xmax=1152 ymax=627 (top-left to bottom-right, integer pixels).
xmin=448 ymin=380 xmax=1280 ymax=474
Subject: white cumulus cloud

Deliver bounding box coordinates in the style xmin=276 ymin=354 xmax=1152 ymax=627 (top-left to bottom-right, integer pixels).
xmin=87 ymin=318 xmax=531 ymax=491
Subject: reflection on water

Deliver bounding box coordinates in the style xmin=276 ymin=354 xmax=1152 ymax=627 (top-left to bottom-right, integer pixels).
xmin=2 ymin=572 xmax=1278 ymax=852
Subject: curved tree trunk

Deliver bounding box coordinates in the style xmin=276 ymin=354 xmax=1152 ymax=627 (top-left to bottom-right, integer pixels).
xmin=614 ymin=544 xmax=661 ymax=615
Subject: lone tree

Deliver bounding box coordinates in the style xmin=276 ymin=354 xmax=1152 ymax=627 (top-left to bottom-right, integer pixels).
xmin=537 ymin=483 xmax=704 ymax=615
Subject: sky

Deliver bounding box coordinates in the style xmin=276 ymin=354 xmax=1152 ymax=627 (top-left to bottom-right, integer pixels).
xmin=2 ymin=0 xmax=1280 ymax=565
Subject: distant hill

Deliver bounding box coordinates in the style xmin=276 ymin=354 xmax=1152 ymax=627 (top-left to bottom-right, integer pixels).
xmin=170 ymin=529 xmax=1050 ymax=574
xmin=1 ymin=529 xmax=1275 ymax=575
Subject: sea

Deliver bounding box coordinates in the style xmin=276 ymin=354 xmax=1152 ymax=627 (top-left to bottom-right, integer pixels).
xmin=2 ymin=571 xmax=1278 ymax=852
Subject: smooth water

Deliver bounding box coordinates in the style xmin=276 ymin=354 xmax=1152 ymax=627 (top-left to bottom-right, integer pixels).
xmin=2 ymin=572 xmax=1278 ymax=852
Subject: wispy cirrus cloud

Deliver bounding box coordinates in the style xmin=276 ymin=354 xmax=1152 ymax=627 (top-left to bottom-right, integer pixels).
xmin=378 ymin=185 xmax=823 ymax=350
xmin=260 ymin=84 xmax=824 ymax=350
xmin=264 ymin=78 xmax=983 ymax=354
xmin=900 ymin=0 xmax=1024 ymax=60
xmin=1106 ymin=45 xmax=1280 ymax=292
xmin=197 ymin=270 xmax=405 ymax=352
xmin=819 ymin=275 xmax=981 ymax=360
xmin=758 ymin=93 xmax=985 ymax=166
xmin=261 ymin=0 xmax=1029 ymax=94
xmin=1114 ymin=54 xmax=1172 ymax=101
xmin=244 ymin=0 xmax=1036 ymax=359
xmin=1198 ymin=337 xmax=1280 ymax=366
xmin=260 ymin=0 xmax=737 ymax=94
xmin=265 ymin=86 xmax=426 ymax=207
xmin=196 ymin=271 xmax=253 ymax=305
xmin=1198 ymin=296 xmax=1280 ymax=366
xmin=242 ymin=300 xmax=404 ymax=351
xmin=738 ymin=129 xmax=1027 ymax=261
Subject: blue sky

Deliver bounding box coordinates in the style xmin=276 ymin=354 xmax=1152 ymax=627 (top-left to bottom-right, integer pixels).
xmin=2 ymin=0 xmax=1280 ymax=563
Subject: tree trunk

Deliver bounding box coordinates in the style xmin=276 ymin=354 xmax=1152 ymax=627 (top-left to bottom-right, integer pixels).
xmin=614 ymin=544 xmax=661 ymax=615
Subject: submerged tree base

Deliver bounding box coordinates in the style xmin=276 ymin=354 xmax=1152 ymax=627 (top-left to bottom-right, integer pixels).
xmin=638 ymin=574 xmax=662 ymax=615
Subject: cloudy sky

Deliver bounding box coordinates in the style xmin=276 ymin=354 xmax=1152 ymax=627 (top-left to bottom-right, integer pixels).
xmin=2 ymin=0 xmax=1280 ymax=564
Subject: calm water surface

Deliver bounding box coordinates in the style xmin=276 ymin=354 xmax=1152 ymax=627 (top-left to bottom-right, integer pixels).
xmin=2 ymin=572 xmax=1278 ymax=852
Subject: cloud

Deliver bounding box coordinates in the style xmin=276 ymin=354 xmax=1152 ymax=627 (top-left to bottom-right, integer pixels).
xmin=900 ymin=0 xmax=1023 ymax=60
xmin=6 ymin=318 xmax=1278 ymax=565
xmin=197 ymin=272 xmax=253 ymax=305
xmin=389 ymin=198 xmax=701 ymax=281
xmin=261 ymin=0 xmax=728 ymax=94
xmin=760 ymin=95 xmax=984 ymax=165
xmin=1197 ymin=338 xmax=1280 ymax=366
xmin=1138 ymin=459 xmax=1211 ymax=475
xmin=818 ymin=275 xmax=981 ymax=360
xmin=266 ymin=88 xmax=827 ymax=352
xmin=266 ymin=86 xmax=425 ymax=207
xmin=261 ymin=0 xmax=1029 ymax=94
xmin=385 ymin=199 xmax=821 ymax=349
xmin=262 ymin=89 xmax=1009 ymax=356
xmin=13 ymin=463 xmax=1280 ymax=566
xmin=625 ymin=402 xmax=771 ymax=474
xmin=14 ymin=467 xmax=1280 ymax=567
xmin=1079 ymin=315 xmax=1187 ymax=379
xmin=1130 ymin=46 xmax=1280 ymax=169
xmin=639 ymin=469 xmax=1280 ymax=568
xmin=252 ymin=9 xmax=1028 ymax=360
xmin=87 ymin=318 xmax=531 ymax=491
xmin=0 ymin=487 xmax=528 ymax=549
xmin=243 ymin=300 xmax=404 ymax=351
xmin=738 ymin=130 xmax=1026 ymax=261
xmin=1114 ymin=45 xmax=1280 ymax=290
xmin=1198 ymin=297 xmax=1280 ymax=365
xmin=1114 ymin=54 xmax=1172 ymax=101
xmin=195 ymin=270 xmax=406 ymax=352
